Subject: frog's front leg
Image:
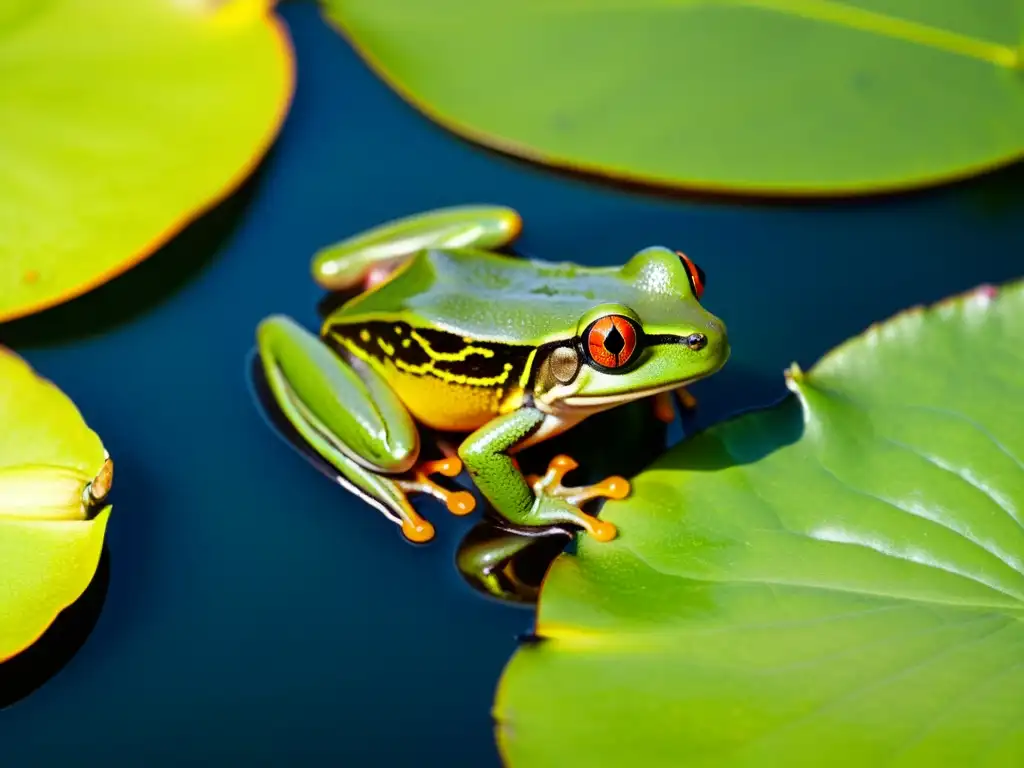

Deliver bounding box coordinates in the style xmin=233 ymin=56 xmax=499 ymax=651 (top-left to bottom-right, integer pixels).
xmin=457 ymin=408 xmax=628 ymax=542
xmin=257 ymin=316 xmax=475 ymax=543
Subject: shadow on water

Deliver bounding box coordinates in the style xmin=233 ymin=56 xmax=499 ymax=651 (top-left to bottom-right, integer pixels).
xmin=0 ymin=158 xmax=272 ymax=349
xmin=0 ymin=546 xmax=111 ymax=710
xmin=961 ymin=159 xmax=1024 ymax=217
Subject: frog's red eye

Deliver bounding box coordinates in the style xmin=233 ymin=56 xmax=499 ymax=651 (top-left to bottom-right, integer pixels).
xmin=585 ymin=315 xmax=639 ymax=370
xmin=675 ymin=251 xmax=706 ymax=300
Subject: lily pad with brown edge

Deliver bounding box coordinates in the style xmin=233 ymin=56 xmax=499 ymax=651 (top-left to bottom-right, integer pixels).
xmin=324 ymin=0 xmax=1024 ymax=197
xmin=0 ymin=0 xmax=295 ymax=322
xmin=494 ymin=278 xmax=1024 ymax=766
xmin=0 ymin=345 xmax=113 ymax=662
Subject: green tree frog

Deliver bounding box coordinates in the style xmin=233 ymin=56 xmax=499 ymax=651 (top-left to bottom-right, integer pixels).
xmin=255 ymin=205 xmax=729 ymax=559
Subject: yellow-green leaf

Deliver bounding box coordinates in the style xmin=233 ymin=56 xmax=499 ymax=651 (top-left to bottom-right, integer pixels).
xmin=325 ymin=0 xmax=1024 ymax=196
xmin=0 ymin=346 xmax=112 ymax=661
xmin=0 ymin=0 xmax=295 ymax=322
xmin=495 ymin=279 xmax=1024 ymax=766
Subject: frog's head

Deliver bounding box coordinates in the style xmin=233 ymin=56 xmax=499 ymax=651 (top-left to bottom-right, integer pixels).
xmin=533 ymin=246 xmax=729 ymax=413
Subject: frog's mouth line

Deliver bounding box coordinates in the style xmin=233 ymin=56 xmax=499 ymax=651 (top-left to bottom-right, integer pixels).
xmin=561 ymin=378 xmax=705 ymax=409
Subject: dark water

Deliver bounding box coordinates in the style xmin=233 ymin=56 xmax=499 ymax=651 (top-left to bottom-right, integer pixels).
xmin=1 ymin=2 xmax=1022 ymax=765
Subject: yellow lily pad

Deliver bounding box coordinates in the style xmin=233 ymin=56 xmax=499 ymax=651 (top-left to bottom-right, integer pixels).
xmin=0 ymin=0 xmax=295 ymax=322
xmin=0 ymin=346 xmax=112 ymax=662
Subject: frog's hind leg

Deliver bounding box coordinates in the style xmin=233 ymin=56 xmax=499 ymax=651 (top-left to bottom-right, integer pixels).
xmin=311 ymin=204 xmax=523 ymax=292
xmin=255 ymin=316 xmax=475 ymax=543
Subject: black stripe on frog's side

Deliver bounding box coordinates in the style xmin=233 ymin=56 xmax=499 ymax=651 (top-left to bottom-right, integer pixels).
xmin=640 ymin=334 xmax=676 ymax=345
xmin=328 ymin=320 xmax=535 ymax=387
xmin=644 ymin=333 xmax=701 ymax=348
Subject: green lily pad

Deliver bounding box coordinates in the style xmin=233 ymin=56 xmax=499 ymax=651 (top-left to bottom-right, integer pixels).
xmin=495 ymin=279 xmax=1024 ymax=766
xmin=324 ymin=0 xmax=1024 ymax=196
xmin=0 ymin=0 xmax=294 ymax=322
xmin=0 ymin=346 xmax=112 ymax=662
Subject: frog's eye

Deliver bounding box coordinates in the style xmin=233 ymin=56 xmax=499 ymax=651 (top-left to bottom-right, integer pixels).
xmin=675 ymin=251 xmax=706 ymax=300
xmin=584 ymin=314 xmax=639 ymax=370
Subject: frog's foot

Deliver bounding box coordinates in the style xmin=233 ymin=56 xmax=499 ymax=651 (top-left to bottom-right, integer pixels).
xmin=388 ymin=504 xmax=436 ymax=545
xmin=397 ymin=457 xmax=477 ymax=518
xmin=525 ymin=455 xmax=629 ymax=543
xmin=651 ymin=386 xmax=698 ymax=423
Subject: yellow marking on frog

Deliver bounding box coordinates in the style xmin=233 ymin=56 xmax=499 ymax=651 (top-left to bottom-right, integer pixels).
xmin=402 ymin=338 xmax=411 ymax=348
xmin=333 ymin=333 xmax=514 ymax=388
xmin=377 ymin=337 xmax=395 ymax=356
xmin=333 ymin=334 xmax=520 ymax=430
xmin=359 ymin=329 xmax=371 ymax=343
xmin=393 ymin=358 xmax=514 ymax=388
xmin=392 ymin=364 xmax=505 ymax=430
xmin=394 ymin=326 xmax=403 ymax=335
xmin=499 ymin=387 xmax=525 ymax=414
xmin=519 ymin=349 xmax=538 ymax=390
xmin=409 ymin=329 xmax=495 ymax=363
xmin=403 ymin=380 xmax=499 ymax=430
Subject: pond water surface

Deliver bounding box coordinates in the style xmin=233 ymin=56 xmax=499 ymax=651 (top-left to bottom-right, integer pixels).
xmin=1 ymin=3 xmax=1021 ymax=765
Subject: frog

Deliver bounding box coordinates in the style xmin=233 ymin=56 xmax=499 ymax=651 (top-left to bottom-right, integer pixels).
xmin=253 ymin=205 xmax=729 ymax=597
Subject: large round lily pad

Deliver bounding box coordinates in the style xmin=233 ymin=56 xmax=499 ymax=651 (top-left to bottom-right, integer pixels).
xmin=325 ymin=0 xmax=1024 ymax=196
xmin=495 ymin=279 xmax=1024 ymax=766
xmin=0 ymin=0 xmax=294 ymax=322
xmin=0 ymin=346 xmax=112 ymax=661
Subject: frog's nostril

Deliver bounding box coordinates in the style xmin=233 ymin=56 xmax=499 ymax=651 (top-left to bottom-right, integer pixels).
xmin=686 ymin=333 xmax=707 ymax=351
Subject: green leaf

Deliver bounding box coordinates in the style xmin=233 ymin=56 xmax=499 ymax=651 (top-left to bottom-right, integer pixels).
xmin=0 ymin=346 xmax=112 ymax=661
xmin=0 ymin=0 xmax=294 ymax=322
xmin=324 ymin=0 xmax=1024 ymax=196
xmin=495 ymin=279 xmax=1024 ymax=767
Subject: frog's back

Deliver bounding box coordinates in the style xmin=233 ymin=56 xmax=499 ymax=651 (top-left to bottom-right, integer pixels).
xmin=330 ymin=247 xmax=621 ymax=340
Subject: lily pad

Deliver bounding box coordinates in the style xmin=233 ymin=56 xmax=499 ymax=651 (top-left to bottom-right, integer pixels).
xmin=0 ymin=346 xmax=112 ymax=662
xmin=324 ymin=0 xmax=1024 ymax=196
xmin=0 ymin=0 xmax=295 ymax=322
xmin=495 ymin=279 xmax=1024 ymax=766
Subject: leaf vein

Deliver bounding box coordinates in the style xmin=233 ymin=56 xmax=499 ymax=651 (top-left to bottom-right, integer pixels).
xmin=809 ymin=455 xmax=1024 ymax=601
xmin=881 ymin=434 xmax=1024 ymax=569
xmin=614 ymin=536 xmax=1024 ymax=612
